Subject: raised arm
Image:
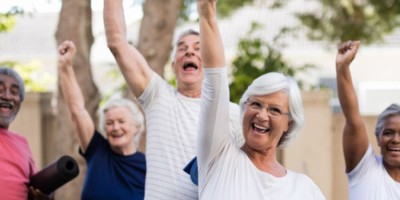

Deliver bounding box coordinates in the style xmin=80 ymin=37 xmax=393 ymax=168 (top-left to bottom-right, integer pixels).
xmin=58 ymin=40 xmax=95 ymax=153
xmin=336 ymin=40 xmax=369 ymax=172
xmin=197 ymin=0 xmax=225 ymax=68
xmin=104 ymin=0 xmax=152 ymax=97
xmin=197 ymin=0 xmax=231 ymax=182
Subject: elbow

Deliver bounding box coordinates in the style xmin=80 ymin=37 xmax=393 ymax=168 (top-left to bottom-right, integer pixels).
xmin=106 ymin=35 xmax=125 ymax=56
xmin=107 ymin=40 xmax=120 ymax=57
xmin=70 ymin=106 xmax=88 ymax=124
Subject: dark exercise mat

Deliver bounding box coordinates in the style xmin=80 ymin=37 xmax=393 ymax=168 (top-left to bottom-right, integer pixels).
xmin=30 ymin=155 xmax=80 ymax=194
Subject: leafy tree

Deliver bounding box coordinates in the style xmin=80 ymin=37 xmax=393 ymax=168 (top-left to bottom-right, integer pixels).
xmin=139 ymin=0 xmax=260 ymax=77
xmin=0 ymin=7 xmax=23 ymax=32
xmin=0 ymin=14 xmax=16 ymax=32
xmin=1 ymin=8 xmax=53 ymax=92
xmin=297 ymin=0 xmax=400 ymax=44
xmin=114 ymin=0 xmax=268 ymax=93
xmin=229 ymin=22 xmax=314 ymax=103
xmin=0 ymin=61 xmax=54 ymax=92
xmin=136 ymin=0 xmax=183 ymax=77
xmin=180 ymin=0 xmax=253 ymax=21
xmin=180 ymin=0 xmax=288 ymax=22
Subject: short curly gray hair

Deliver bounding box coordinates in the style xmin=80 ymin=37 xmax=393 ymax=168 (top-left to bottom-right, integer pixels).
xmin=375 ymin=103 xmax=400 ymax=140
xmin=0 ymin=66 xmax=25 ymax=102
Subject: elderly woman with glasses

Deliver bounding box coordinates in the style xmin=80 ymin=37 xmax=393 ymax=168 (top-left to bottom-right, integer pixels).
xmin=196 ymin=0 xmax=325 ymax=199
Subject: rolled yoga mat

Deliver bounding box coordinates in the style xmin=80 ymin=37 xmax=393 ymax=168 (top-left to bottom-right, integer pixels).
xmin=30 ymin=155 xmax=80 ymax=194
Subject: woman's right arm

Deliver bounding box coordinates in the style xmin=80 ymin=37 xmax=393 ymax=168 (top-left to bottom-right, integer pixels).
xmin=58 ymin=40 xmax=95 ymax=153
xmin=336 ymin=40 xmax=369 ymax=172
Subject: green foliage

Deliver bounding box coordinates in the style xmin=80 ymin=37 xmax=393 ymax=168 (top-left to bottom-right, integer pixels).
xmin=229 ymin=22 xmax=314 ymax=103
xmin=297 ymin=0 xmax=400 ymax=44
xmin=0 ymin=7 xmax=23 ymax=32
xmin=0 ymin=9 xmax=49 ymax=92
xmin=0 ymin=14 xmax=16 ymax=32
xmin=167 ymin=76 xmax=177 ymax=87
xmin=0 ymin=61 xmax=55 ymax=92
xmin=0 ymin=8 xmax=52 ymax=93
xmin=99 ymin=65 xmax=129 ymax=106
xmin=164 ymin=62 xmax=177 ymax=87
xmin=180 ymin=0 xmax=254 ymax=21
xmin=180 ymin=0 xmax=289 ymax=22
xmin=216 ymin=0 xmax=255 ymax=17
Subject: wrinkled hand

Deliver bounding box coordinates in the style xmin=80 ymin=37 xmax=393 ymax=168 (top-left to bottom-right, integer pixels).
xmin=28 ymin=186 xmax=55 ymax=200
xmin=58 ymin=40 xmax=77 ymax=68
xmin=336 ymin=40 xmax=360 ymax=69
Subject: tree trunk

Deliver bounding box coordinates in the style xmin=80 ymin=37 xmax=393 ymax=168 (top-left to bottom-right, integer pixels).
xmin=135 ymin=0 xmax=183 ymax=152
xmin=51 ymin=0 xmax=101 ymax=199
xmin=137 ymin=0 xmax=183 ymax=76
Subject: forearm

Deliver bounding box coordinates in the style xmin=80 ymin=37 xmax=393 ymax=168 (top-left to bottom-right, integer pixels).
xmin=60 ymin=65 xmax=85 ymax=113
xmin=59 ymin=65 xmax=94 ymax=151
xmin=104 ymin=0 xmax=127 ymax=50
xmin=198 ymin=0 xmax=225 ymax=68
xmin=336 ymin=64 xmax=363 ymax=125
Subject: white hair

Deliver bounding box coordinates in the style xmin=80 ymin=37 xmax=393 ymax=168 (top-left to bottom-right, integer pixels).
xmin=171 ymin=29 xmax=199 ymax=60
xmin=239 ymin=72 xmax=304 ymax=148
xmin=98 ymin=98 xmax=145 ymax=141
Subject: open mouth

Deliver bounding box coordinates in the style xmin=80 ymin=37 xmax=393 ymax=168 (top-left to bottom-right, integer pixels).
xmin=387 ymin=147 xmax=400 ymax=152
xmin=109 ymin=131 xmax=124 ymax=139
xmin=252 ymin=123 xmax=270 ymax=134
xmin=0 ymin=101 xmax=13 ymax=111
xmin=110 ymin=134 xmax=125 ymax=142
xmin=183 ymin=61 xmax=198 ymax=71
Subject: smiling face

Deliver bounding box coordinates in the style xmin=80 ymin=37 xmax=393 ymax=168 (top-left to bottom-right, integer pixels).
xmin=242 ymin=91 xmax=292 ymax=152
xmin=172 ymin=34 xmax=203 ymax=91
xmin=104 ymin=106 xmax=138 ymax=154
xmin=378 ymin=115 xmax=400 ymax=168
xmin=0 ymin=74 xmax=22 ymax=129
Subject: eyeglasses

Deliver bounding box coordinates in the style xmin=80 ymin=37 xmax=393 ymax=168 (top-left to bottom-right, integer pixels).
xmin=245 ymin=99 xmax=291 ymax=117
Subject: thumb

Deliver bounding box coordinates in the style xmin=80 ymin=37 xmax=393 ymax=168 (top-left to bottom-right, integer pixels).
xmin=352 ymin=40 xmax=360 ymax=52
